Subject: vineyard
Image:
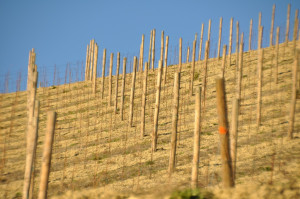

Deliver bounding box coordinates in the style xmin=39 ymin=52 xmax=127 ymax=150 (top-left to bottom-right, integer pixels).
xmin=1 ymin=5 xmax=300 ymax=199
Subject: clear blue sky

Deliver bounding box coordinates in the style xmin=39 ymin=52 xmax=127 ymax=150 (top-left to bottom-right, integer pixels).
xmin=0 ymin=0 xmax=299 ymax=92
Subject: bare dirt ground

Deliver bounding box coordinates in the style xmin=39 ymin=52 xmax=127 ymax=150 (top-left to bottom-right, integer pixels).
xmin=0 ymin=41 xmax=300 ymax=198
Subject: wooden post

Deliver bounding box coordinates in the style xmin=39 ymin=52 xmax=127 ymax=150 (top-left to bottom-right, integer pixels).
xmin=249 ymin=19 xmax=253 ymax=51
xmin=179 ymin=38 xmax=182 ymax=72
xmin=89 ymin=39 xmax=95 ymax=81
xmin=23 ymin=49 xmax=38 ymax=199
xmin=109 ymin=53 xmax=113 ymax=105
xmin=275 ymin=27 xmax=280 ymax=84
xmin=93 ymin=43 xmax=98 ymax=95
xmin=29 ymin=100 xmax=40 ymax=199
xmin=141 ymin=62 xmax=148 ymax=137
xmin=168 ymin=71 xmax=180 ymax=174
xmin=191 ymin=87 xmax=201 ymax=188
xmin=198 ymin=23 xmax=204 ymax=61
xmin=101 ymin=49 xmax=106 ymax=99
xmin=221 ymin=45 xmax=227 ymax=78
xmin=85 ymin=44 xmax=90 ymax=81
xmin=216 ymin=78 xmax=234 ymax=188
xmin=293 ymin=15 xmax=299 ymax=52
xmin=258 ymin=26 xmax=264 ymax=50
xmin=202 ymin=41 xmax=209 ymax=111
xmin=163 ymin=36 xmax=169 ymax=84
xmin=288 ymin=50 xmax=299 ymax=139
xmin=121 ymin=57 xmax=127 ymax=120
xmin=114 ymin=52 xmax=120 ymax=113
xmin=270 ymin=5 xmax=276 ymax=46
xmin=286 ymin=4 xmax=291 ymax=44
xmin=229 ymin=18 xmax=233 ymax=65
xmin=139 ymin=34 xmax=145 ymax=72
xmin=38 ymin=111 xmax=56 ymax=199
xmin=186 ymin=46 xmax=190 ymax=63
xmin=148 ymin=30 xmax=153 ymax=66
xmin=129 ymin=57 xmax=137 ymax=127
xmin=236 ymin=21 xmax=239 ymax=65
xmin=230 ymin=98 xmax=239 ymax=181
xmin=151 ymin=29 xmax=156 ymax=70
xmin=190 ymin=40 xmax=196 ymax=96
xmin=217 ymin=17 xmax=223 ymax=59
xmin=257 ymin=49 xmax=264 ymax=127
xmin=208 ymin=19 xmax=211 ymax=44
xmin=160 ymin=31 xmax=164 ymax=62
xmin=237 ymin=33 xmax=244 ymax=100
xmin=152 ymin=60 xmax=163 ymax=152
xmin=258 ymin=12 xmax=262 ymax=31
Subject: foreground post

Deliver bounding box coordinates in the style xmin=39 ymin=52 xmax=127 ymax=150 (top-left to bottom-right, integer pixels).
xmin=152 ymin=60 xmax=163 ymax=152
xmin=129 ymin=57 xmax=137 ymax=127
xmin=38 ymin=111 xmax=56 ymax=199
xmin=114 ymin=52 xmax=120 ymax=113
xmin=191 ymin=87 xmax=201 ymax=188
xmin=288 ymin=50 xmax=299 ymax=139
xmin=216 ymin=78 xmax=234 ymax=188
xmin=120 ymin=57 xmax=127 ymax=120
xmin=168 ymin=71 xmax=180 ymax=175
xmin=230 ymin=98 xmax=239 ymax=181
xmin=141 ymin=62 xmax=148 ymax=137
xmin=101 ymin=49 xmax=106 ymax=99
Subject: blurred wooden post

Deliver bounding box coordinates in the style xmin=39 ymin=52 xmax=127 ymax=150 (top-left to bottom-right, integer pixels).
xmin=186 ymin=46 xmax=190 ymax=63
xmin=160 ymin=31 xmax=164 ymax=62
xmin=288 ymin=50 xmax=299 ymax=139
xmin=190 ymin=40 xmax=196 ymax=96
xmin=216 ymin=78 xmax=234 ymax=188
xmin=229 ymin=18 xmax=233 ymax=65
xmin=286 ymin=4 xmax=291 ymax=44
xmin=151 ymin=29 xmax=156 ymax=70
xmin=230 ymin=98 xmax=239 ymax=182
xmin=129 ymin=57 xmax=137 ymax=127
xmin=236 ymin=22 xmax=239 ymax=65
xmin=38 ymin=111 xmax=56 ymax=199
xmin=237 ymin=33 xmax=244 ymax=100
xmin=275 ymin=27 xmax=280 ymax=84
xmin=93 ymin=43 xmax=98 ymax=95
xmin=179 ymin=38 xmax=182 ymax=72
xmin=249 ymin=19 xmax=253 ymax=51
xmin=85 ymin=44 xmax=90 ymax=81
xmin=101 ymin=49 xmax=106 ymax=99
xmin=152 ymin=60 xmax=163 ymax=152
xmin=148 ymin=30 xmax=153 ymax=66
xmin=198 ymin=23 xmax=204 ymax=60
xmin=191 ymin=87 xmax=201 ymax=188
xmin=114 ymin=52 xmax=120 ymax=113
xmin=109 ymin=53 xmax=114 ymax=105
xmin=221 ymin=45 xmax=227 ymax=78
xmin=163 ymin=36 xmax=169 ymax=84
xmin=258 ymin=12 xmax=262 ymax=31
xmin=168 ymin=71 xmax=180 ymax=175
xmin=208 ymin=19 xmax=211 ymax=44
xmin=293 ymin=14 xmax=299 ymax=52
xmin=29 ymin=100 xmax=40 ymax=199
xmin=23 ymin=49 xmax=38 ymax=199
xmin=89 ymin=39 xmax=95 ymax=81
xmin=257 ymin=49 xmax=264 ymax=127
xmin=258 ymin=26 xmax=264 ymax=50
xmin=270 ymin=5 xmax=276 ymax=47
xmin=120 ymin=57 xmax=127 ymax=120
xmin=139 ymin=34 xmax=145 ymax=72
xmin=202 ymin=41 xmax=209 ymax=111
xmin=217 ymin=17 xmax=223 ymax=59
xmin=141 ymin=62 xmax=148 ymax=137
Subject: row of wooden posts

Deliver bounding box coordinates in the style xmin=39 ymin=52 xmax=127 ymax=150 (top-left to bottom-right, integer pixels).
xmin=23 ymin=49 xmax=57 ymax=199
xmin=23 ymin=4 xmax=299 ymax=197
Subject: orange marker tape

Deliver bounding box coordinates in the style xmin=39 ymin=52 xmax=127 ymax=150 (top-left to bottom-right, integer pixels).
xmin=219 ymin=126 xmax=227 ymax=134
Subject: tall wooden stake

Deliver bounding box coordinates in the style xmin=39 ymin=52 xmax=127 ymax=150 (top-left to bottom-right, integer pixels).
xmin=217 ymin=17 xmax=223 ymax=59
xmin=109 ymin=53 xmax=114 ymax=105
xmin=114 ymin=52 xmax=120 ymax=113
xmin=257 ymin=49 xmax=264 ymax=127
xmin=163 ymin=36 xmax=169 ymax=84
xmin=230 ymin=98 xmax=239 ymax=182
xmin=216 ymin=78 xmax=234 ymax=188
xmin=198 ymin=23 xmax=204 ymax=61
xmin=236 ymin=21 xmax=239 ymax=65
xmin=191 ymin=87 xmax=201 ymax=188
xmin=270 ymin=5 xmax=276 ymax=46
xmin=179 ymin=38 xmax=182 ymax=72
xmin=129 ymin=57 xmax=137 ymax=127
xmin=275 ymin=27 xmax=280 ymax=84
xmin=121 ymin=57 xmax=127 ymax=120
xmin=141 ymin=62 xmax=148 ymax=137
xmin=249 ymin=19 xmax=253 ymax=51
xmin=148 ymin=30 xmax=153 ymax=66
xmin=190 ymin=40 xmax=196 ymax=96
xmin=101 ymin=49 xmax=106 ymax=99
xmin=38 ymin=111 xmax=56 ymax=199
xmin=151 ymin=29 xmax=156 ymax=70
xmin=93 ymin=43 xmax=98 ymax=95
xmin=139 ymin=34 xmax=145 ymax=72
xmin=286 ymin=4 xmax=291 ymax=44
xmin=229 ymin=18 xmax=233 ymax=65
xmin=221 ymin=45 xmax=227 ymax=78
xmin=237 ymin=33 xmax=244 ymax=100
xmin=152 ymin=60 xmax=163 ymax=152
xmin=160 ymin=31 xmax=164 ymax=62
xmin=186 ymin=46 xmax=190 ymax=63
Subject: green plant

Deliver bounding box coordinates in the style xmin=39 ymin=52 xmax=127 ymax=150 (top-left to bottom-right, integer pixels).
xmin=170 ymin=188 xmax=214 ymax=199
xmin=194 ymin=72 xmax=200 ymax=80
xmin=14 ymin=192 xmax=22 ymax=198
xmin=146 ymin=160 xmax=154 ymax=165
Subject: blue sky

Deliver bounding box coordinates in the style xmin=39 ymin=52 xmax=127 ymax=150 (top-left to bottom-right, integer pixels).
xmin=0 ymin=0 xmax=299 ymax=92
